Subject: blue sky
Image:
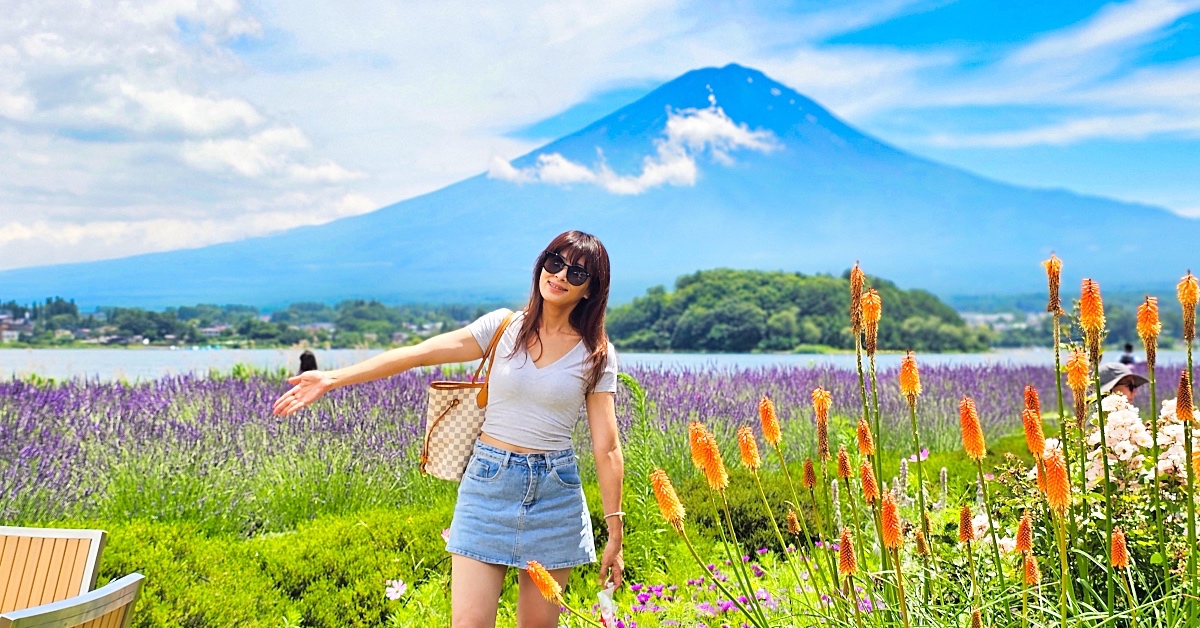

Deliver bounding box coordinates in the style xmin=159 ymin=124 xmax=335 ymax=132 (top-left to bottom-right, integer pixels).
xmin=1 ymin=0 xmax=1198 ymax=269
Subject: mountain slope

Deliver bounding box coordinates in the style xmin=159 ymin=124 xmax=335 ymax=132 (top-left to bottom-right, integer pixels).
xmin=0 ymin=63 xmax=1193 ymax=309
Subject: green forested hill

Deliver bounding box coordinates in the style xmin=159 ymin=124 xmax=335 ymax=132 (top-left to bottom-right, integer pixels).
xmin=607 ymin=269 xmax=989 ymax=353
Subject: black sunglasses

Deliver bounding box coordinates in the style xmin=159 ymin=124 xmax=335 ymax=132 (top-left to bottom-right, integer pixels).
xmin=542 ymin=250 xmax=591 ymax=286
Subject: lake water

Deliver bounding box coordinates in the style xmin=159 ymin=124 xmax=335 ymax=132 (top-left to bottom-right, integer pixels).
xmin=1 ymin=347 xmax=1189 ymax=381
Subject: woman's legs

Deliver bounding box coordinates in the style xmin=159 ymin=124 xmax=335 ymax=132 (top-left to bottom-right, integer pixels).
xmin=515 ymin=566 xmax=572 ymax=628
xmin=451 ymin=554 xmax=508 ymax=628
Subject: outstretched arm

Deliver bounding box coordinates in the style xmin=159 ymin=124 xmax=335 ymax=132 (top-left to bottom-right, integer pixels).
xmin=587 ymin=390 xmax=624 ymax=587
xmin=272 ymin=327 xmax=484 ymax=416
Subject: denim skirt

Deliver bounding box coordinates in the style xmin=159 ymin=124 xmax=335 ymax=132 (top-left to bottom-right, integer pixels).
xmin=446 ymin=440 xmax=597 ymax=570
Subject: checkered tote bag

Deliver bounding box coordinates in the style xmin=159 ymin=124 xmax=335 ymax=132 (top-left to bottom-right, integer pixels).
xmin=419 ymin=311 xmax=516 ymax=481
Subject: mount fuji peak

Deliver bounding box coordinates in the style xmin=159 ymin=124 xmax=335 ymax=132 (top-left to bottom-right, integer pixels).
xmin=1 ymin=63 xmax=1194 ymax=309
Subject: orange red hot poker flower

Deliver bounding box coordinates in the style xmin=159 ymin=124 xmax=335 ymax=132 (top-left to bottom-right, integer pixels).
xmin=856 ymin=418 xmax=876 ymax=457
xmin=1180 ymin=271 xmax=1199 ymax=343
xmin=758 ymin=395 xmax=781 ymax=447
xmin=915 ymin=530 xmax=930 ymax=556
xmin=1045 ymin=447 xmax=1071 ymax=514
xmin=1023 ymin=408 xmax=1045 ymax=461
xmin=899 ymin=350 xmax=921 ymax=405
xmin=1138 ymin=296 xmax=1162 ymax=368
xmin=1178 ymin=370 xmax=1194 ymax=425
xmin=1023 ymin=553 xmax=1042 ymax=586
xmin=835 ymin=446 xmax=851 ymax=479
xmin=737 ymin=426 xmax=761 ymax=472
xmin=650 ymin=468 xmax=686 ymax=533
xmin=1112 ymin=527 xmax=1130 ymax=569
xmin=803 ymin=458 xmax=817 ymax=490
xmin=882 ymin=492 xmax=903 ymax=550
xmin=786 ymin=510 xmax=801 ymax=535
xmin=850 ymin=263 xmax=865 ymax=335
xmin=688 ymin=422 xmax=728 ymax=492
xmin=688 ymin=421 xmax=707 ymax=470
xmin=838 ymin=528 xmax=858 ymax=576
xmin=959 ymin=396 xmax=987 ymax=460
xmin=1080 ymin=279 xmax=1105 ymax=360
xmin=863 ymin=288 xmax=882 ymax=355
xmin=1080 ymin=278 xmax=1105 ymax=334
xmin=860 ymin=461 xmax=879 ymax=504
xmin=1066 ymin=350 xmax=1090 ymax=426
xmin=526 ymin=561 xmax=563 ymax=602
xmin=699 ymin=432 xmax=729 ymax=492
xmin=812 ymin=387 xmax=832 ymax=425
xmin=1015 ymin=512 xmax=1033 ymax=553
xmin=958 ymin=504 xmax=974 ymax=544
xmin=1024 ymin=385 xmax=1040 ymax=415
xmin=1043 ymin=254 xmax=1065 ymax=315
xmin=1066 ymin=350 xmax=1090 ymax=395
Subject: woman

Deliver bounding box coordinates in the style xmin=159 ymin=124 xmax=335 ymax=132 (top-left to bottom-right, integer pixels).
xmin=272 ymin=230 xmax=624 ymax=628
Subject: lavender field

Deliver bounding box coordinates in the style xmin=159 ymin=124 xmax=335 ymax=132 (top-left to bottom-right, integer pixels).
xmin=2 ymin=355 xmax=1189 ymax=627
xmin=2 ymin=361 xmax=1079 ymax=530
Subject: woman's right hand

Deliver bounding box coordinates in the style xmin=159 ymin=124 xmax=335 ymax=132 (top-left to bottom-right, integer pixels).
xmin=272 ymin=370 xmax=335 ymax=416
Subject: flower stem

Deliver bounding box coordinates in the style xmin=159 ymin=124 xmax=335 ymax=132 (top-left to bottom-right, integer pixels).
xmin=906 ymin=401 xmax=931 ymax=604
xmin=1053 ymin=317 xmax=1088 ymax=602
xmin=1021 ymin=554 xmax=1029 ymax=628
xmin=975 ymin=460 xmax=1010 ymax=597
xmin=1091 ymin=360 xmax=1117 ymax=611
xmin=555 ymin=596 xmax=606 ymax=628
xmin=718 ymin=492 xmax=771 ymax=627
xmin=751 ymin=470 xmax=811 ymax=608
xmin=855 ymin=337 xmax=889 ymax=577
xmin=1186 ymin=344 xmax=1197 ymax=623
xmin=678 ymin=527 xmax=768 ymax=628
xmin=846 ymin=575 xmax=865 ymax=628
xmin=775 ymin=445 xmax=837 ymax=599
xmin=817 ymin=461 xmax=841 ymax=590
xmin=965 ymin=540 xmax=979 ymax=607
xmin=1147 ymin=360 xmax=1169 ymax=592
xmin=842 ymin=476 xmax=872 ymax=582
xmin=1122 ymin=567 xmax=1138 ymax=628
xmin=1055 ymin=514 xmax=1070 ymax=628
xmin=892 ymin=547 xmax=911 ymax=628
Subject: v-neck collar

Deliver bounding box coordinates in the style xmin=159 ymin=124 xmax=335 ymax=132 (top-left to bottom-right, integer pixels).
xmin=532 ymin=338 xmax=583 ymax=370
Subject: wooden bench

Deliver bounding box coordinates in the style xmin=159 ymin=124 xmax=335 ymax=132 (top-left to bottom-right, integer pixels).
xmin=0 ymin=527 xmax=107 ymax=615
xmin=0 ymin=573 xmax=143 ymax=628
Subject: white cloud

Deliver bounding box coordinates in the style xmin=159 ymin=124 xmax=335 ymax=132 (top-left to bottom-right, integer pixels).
xmin=182 ymin=127 xmax=365 ymax=182
xmin=114 ymin=82 xmax=265 ymax=135
xmin=1010 ymin=0 xmax=1200 ymax=65
xmin=488 ymin=102 xmax=776 ymax=194
xmin=0 ymin=191 xmax=378 ymax=270
xmin=928 ymin=113 xmax=1200 ymax=148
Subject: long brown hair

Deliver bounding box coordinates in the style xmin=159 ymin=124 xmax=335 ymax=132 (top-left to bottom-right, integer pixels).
xmin=510 ymin=230 xmax=611 ymax=392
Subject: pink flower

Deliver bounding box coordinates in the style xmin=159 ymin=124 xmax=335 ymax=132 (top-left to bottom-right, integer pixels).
xmin=907 ymin=448 xmax=930 ymax=462
xmin=441 ymin=528 xmax=451 ymax=543
xmin=385 ymin=579 xmax=407 ymax=600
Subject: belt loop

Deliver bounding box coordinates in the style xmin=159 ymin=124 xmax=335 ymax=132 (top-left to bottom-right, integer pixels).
xmin=502 ymin=450 xmax=512 ymax=468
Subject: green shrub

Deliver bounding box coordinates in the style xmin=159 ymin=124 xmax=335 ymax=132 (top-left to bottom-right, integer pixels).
xmin=81 ymin=503 xmax=456 ymax=628
xmin=94 ymin=519 xmax=295 ymax=628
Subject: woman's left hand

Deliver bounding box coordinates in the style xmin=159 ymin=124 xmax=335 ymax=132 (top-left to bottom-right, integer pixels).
xmin=599 ymin=536 xmax=624 ymax=588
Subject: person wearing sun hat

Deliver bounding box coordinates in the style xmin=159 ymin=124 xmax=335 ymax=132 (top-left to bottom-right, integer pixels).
xmin=1098 ymin=361 xmax=1150 ymax=402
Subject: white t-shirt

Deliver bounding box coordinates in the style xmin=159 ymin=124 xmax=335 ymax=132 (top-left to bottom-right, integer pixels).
xmin=467 ymin=308 xmax=618 ymax=451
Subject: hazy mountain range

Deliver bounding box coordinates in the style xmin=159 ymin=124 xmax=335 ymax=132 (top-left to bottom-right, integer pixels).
xmin=2 ymin=63 xmax=1194 ymax=309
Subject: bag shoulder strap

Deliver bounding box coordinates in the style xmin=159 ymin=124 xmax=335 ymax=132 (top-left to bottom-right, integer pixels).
xmin=470 ymin=311 xmax=516 ymax=407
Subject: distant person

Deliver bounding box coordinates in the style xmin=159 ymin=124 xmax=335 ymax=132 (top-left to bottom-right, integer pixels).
xmin=1099 ymin=362 xmax=1149 ymax=402
xmin=272 ymin=230 xmax=622 ymax=628
xmin=299 ymin=350 xmax=318 ymax=373
xmin=1119 ymin=343 xmax=1136 ymax=365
